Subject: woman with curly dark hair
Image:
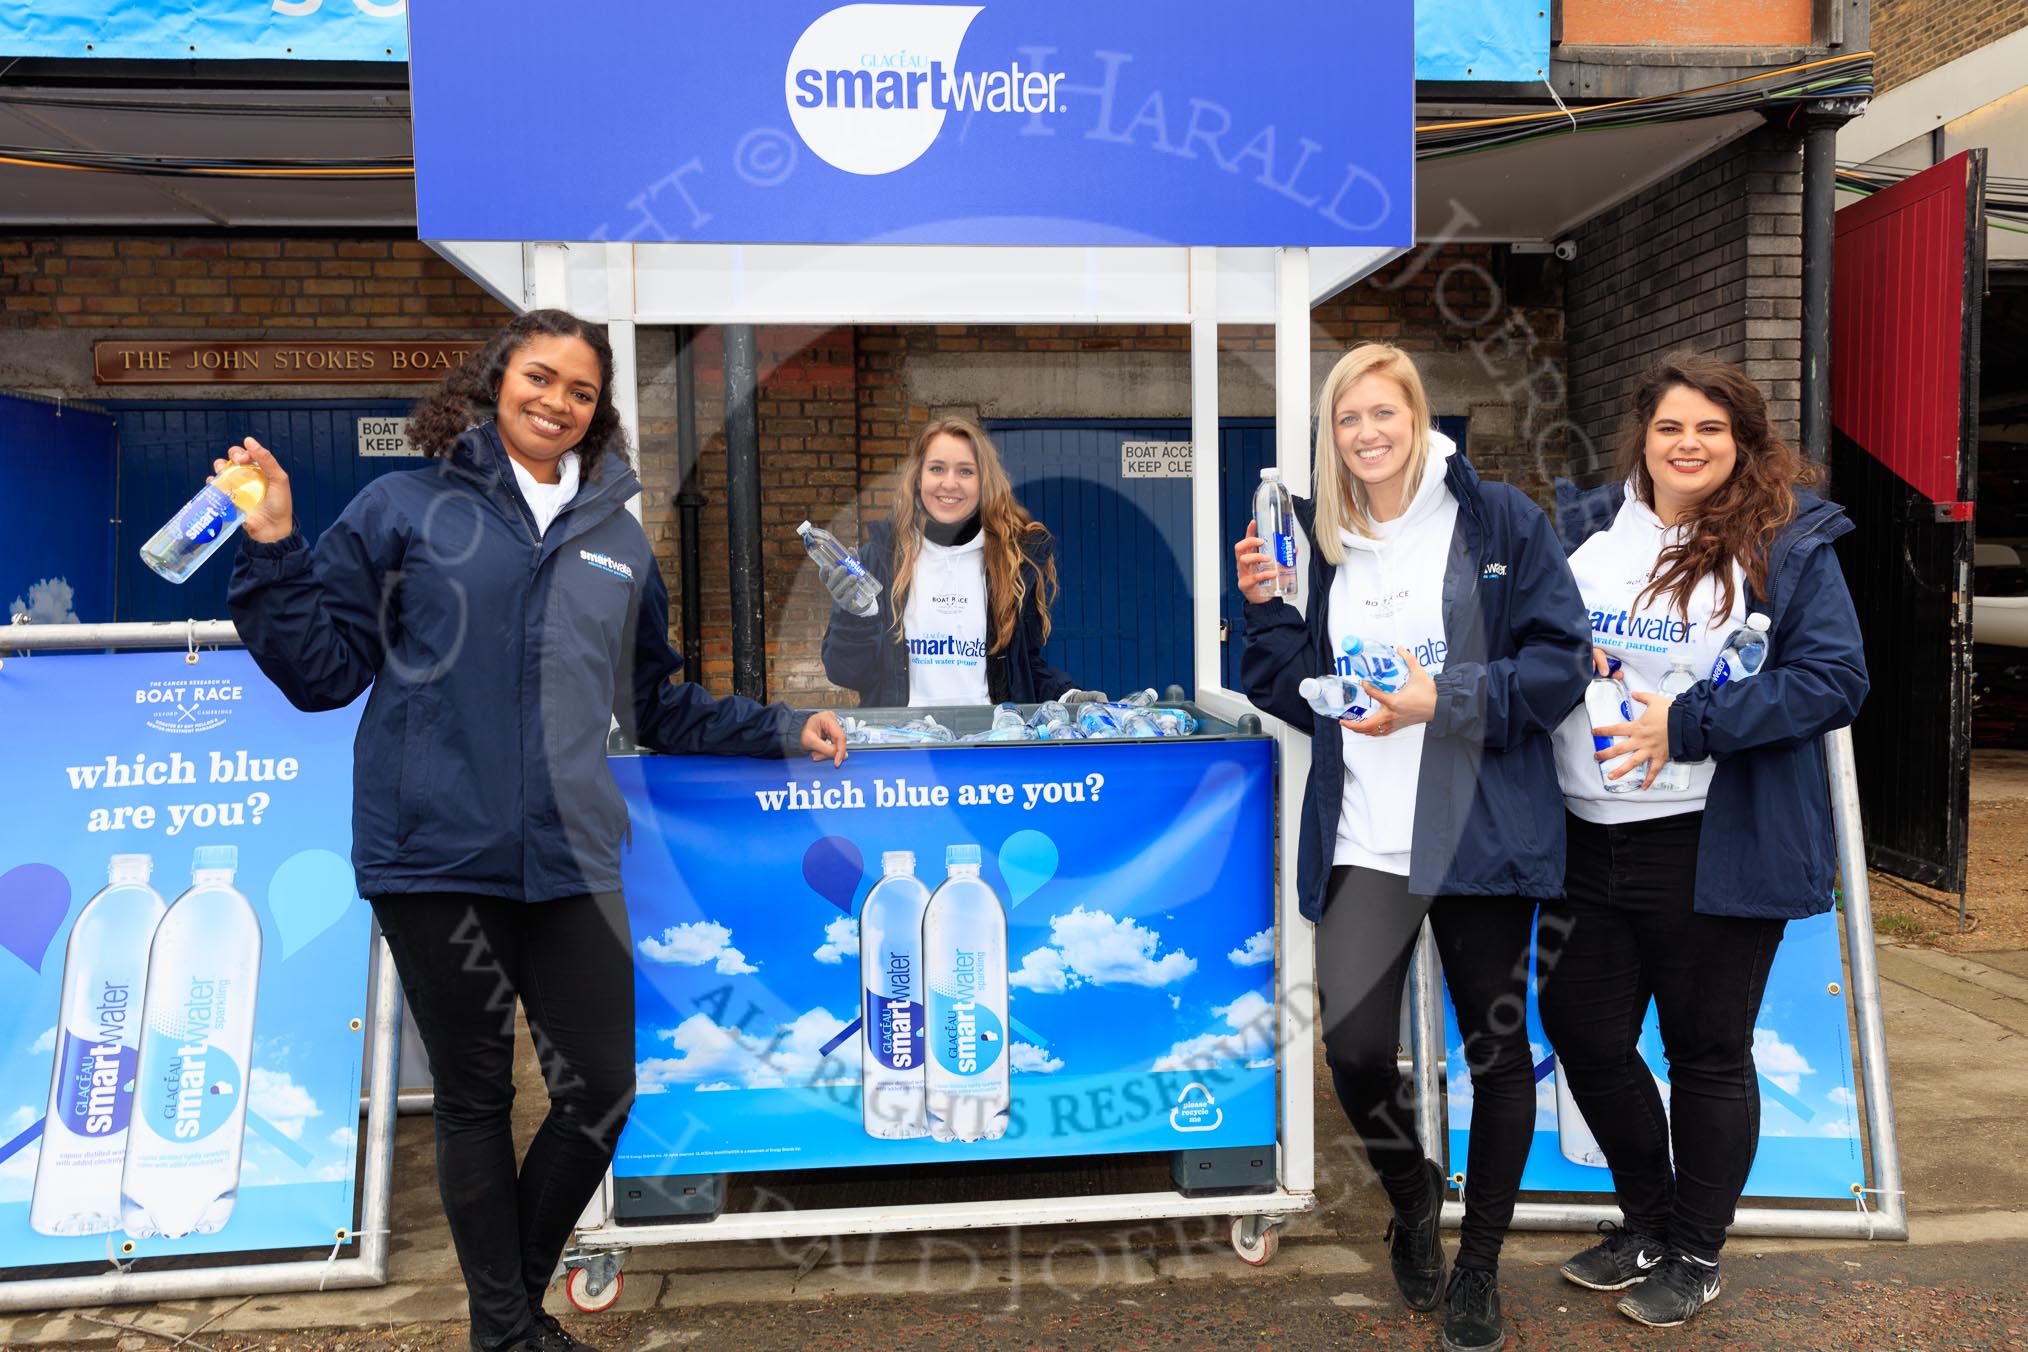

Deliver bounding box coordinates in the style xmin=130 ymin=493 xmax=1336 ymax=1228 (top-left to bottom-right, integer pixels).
xmin=220 ymin=309 xmax=847 ymax=1352
xmin=1543 ymin=352 xmax=1867 ymax=1329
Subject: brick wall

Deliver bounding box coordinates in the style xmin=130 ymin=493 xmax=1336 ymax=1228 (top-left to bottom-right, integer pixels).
xmin=1871 ymin=0 xmax=2028 ymax=93
xmin=0 ymin=235 xmax=507 ymax=331
xmin=1564 ymin=127 xmax=1804 ymax=487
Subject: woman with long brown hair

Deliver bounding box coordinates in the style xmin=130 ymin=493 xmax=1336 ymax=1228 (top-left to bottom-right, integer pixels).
xmin=822 ymin=417 xmax=1101 ymax=707
xmin=1544 ymin=352 xmax=1867 ymax=1328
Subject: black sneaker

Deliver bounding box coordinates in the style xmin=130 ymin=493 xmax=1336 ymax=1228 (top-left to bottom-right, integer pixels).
xmin=1615 ymin=1251 xmax=1721 ymax=1328
xmin=1440 ymin=1267 xmax=1505 ymax=1352
xmin=1559 ymin=1221 xmax=1665 ymax=1291
xmin=529 ymin=1312 xmax=604 ymax=1351
xmin=1382 ymin=1157 xmax=1447 ymax=1312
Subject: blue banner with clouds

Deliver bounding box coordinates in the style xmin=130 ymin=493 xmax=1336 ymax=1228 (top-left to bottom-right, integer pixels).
xmin=0 ymin=651 xmax=370 ymax=1271
xmin=0 ymin=0 xmax=407 ymax=61
xmin=611 ymin=738 xmax=1277 ymax=1175
xmin=1443 ymin=910 xmax=1866 ymax=1201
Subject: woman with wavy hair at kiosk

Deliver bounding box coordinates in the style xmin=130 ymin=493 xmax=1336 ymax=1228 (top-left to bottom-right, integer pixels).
xmin=1235 ymin=342 xmax=1589 ymax=1352
xmin=1543 ymin=351 xmax=1867 ymax=1329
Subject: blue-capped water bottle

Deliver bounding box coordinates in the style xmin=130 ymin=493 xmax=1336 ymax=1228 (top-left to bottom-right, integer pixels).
xmin=922 ymin=844 xmax=1010 ymax=1143
xmin=1650 ymin=658 xmax=1699 ymax=792
xmin=798 ymin=521 xmax=882 ymax=618
xmin=30 ymin=855 xmax=168 ymax=1236
xmin=139 ymin=463 xmax=268 ymax=584
xmin=120 ymin=845 xmax=262 ymax=1239
xmin=859 ymin=851 xmax=931 ymax=1140
xmin=1710 ymin=613 xmax=1772 ymax=687
xmin=1339 ymin=635 xmax=1407 ymax=701
xmin=1585 ymin=657 xmax=1645 ymax=794
xmin=1252 ymin=469 xmax=1298 ymax=598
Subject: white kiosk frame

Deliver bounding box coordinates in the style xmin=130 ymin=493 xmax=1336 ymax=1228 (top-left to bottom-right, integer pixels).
xmin=424 ymin=238 xmax=1401 ymax=1277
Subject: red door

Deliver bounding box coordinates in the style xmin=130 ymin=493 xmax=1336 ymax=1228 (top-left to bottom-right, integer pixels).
xmin=1831 ymin=149 xmax=1988 ymax=893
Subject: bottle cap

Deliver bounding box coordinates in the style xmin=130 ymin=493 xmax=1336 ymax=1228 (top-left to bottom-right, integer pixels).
xmin=1747 ymin=613 xmax=1771 ymax=631
xmin=1605 ymin=656 xmax=1624 ymax=677
xmin=1339 ymin=634 xmax=1364 ymax=655
xmin=946 ymin=843 xmax=982 ymax=869
xmin=881 ymin=850 xmax=916 ymax=875
xmin=192 ymin=844 xmax=238 ymax=873
xmin=797 ymin=520 xmax=814 ymax=536
xmin=1298 ymin=677 xmax=1320 ymax=697
xmin=1259 ymin=467 xmax=1281 ymax=480
xmin=108 ymin=854 xmax=153 ymax=881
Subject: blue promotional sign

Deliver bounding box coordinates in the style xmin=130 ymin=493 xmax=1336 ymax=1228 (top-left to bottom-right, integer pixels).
xmin=0 ymin=652 xmax=371 ymax=1271
xmin=612 ymin=737 xmax=1276 ymax=1176
xmin=1415 ymin=0 xmax=1552 ymax=83
xmin=1443 ymin=911 xmax=1865 ymax=1200
xmin=410 ymin=1 xmax=1413 ymax=248
xmin=0 ymin=0 xmax=407 ymax=61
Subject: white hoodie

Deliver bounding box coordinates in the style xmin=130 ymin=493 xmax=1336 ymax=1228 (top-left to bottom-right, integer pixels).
xmin=904 ymin=531 xmax=990 ymax=706
xmin=1328 ymin=432 xmax=1459 ymax=876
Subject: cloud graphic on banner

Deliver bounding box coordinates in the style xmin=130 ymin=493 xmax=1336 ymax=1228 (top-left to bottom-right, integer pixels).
xmin=329 ymin=1126 xmax=356 ymax=1149
xmin=9 ymin=576 xmax=79 ymax=625
xmin=638 ymin=920 xmax=758 ymax=975
xmin=813 ymin=916 xmax=859 ymax=965
xmin=268 ymin=849 xmax=359 ymax=959
xmin=1153 ymin=991 xmax=1274 ymax=1071
xmin=248 ymin=1069 xmax=322 ymax=1141
xmin=1009 ymin=907 xmax=1196 ymax=993
xmin=637 ymin=1006 xmax=855 ymax=1092
xmin=1752 ymin=1027 xmax=1814 ymax=1095
xmin=1228 ymin=929 xmax=1274 ymax=967
xmin=1010 ymin=1041 xmax=1063 ymax=1075
xmin=0 ymin=1107 xmax=38 ymax=1200
xmin=1826 ymin=1086 xmax=1856 ymax=1109
xmin=0 ymin=863 xmax=71 ymax=973
xmin=29 ymin=1026 xmax=55 ymax=1055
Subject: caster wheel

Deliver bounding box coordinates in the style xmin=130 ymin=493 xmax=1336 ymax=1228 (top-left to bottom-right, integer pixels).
xmin=566 ymin=1265 xmax=623 ymax=1313
xmin=1230 ymin=1215 xmax=1280 ymax=1266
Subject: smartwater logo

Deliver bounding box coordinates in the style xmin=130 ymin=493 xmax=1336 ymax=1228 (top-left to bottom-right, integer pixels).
xmin=580 ymin=550 xmax=635 ymax=582
xmin=1589 ymin=609 xmax=1696 ymax=644
xmin=906 ymin=635 xmax=987 ymax=658
xmin=785 ymin=4 xmax=1067 ymax=176
xmin=1481 ymin=562 xmax=1508 ymax=580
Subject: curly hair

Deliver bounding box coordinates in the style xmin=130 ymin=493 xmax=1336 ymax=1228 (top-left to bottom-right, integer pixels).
xmin=887 ymin=418 xmax=1058 ymax=655
xmin=405 ymin=309 xmax=629 ymax=480
xmin=1621 ymin=351 xmax=1821 ymax=621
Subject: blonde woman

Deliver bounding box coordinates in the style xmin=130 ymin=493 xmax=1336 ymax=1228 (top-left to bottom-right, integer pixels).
xmin=823 ymin=417 xmax=1101 ymax=706
xmin=1234 ymin=344 xmax=1588 ymax=1352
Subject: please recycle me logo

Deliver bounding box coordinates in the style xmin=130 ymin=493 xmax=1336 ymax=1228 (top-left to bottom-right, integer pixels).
xmin=1170 ymin=1082 xmax=1223 ymax=1133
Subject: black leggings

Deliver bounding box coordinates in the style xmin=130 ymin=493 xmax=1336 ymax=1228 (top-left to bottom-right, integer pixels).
xmin=371 ymin=892 xmax=637 ymax=1351
xmin=1316 ymin=866 xmax=1537 ymax=1273
xmin=1537 ymin=812 xmax=1786 ymax=1262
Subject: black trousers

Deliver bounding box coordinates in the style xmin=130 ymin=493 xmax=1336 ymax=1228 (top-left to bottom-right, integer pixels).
xmin=371 ymin=892 xmax=637 ymax=1350
xmin=1316 ymin=866 xmax=1537 ymax=1272
xmin=1537 ymin=812 xmax=1786 ymax=1261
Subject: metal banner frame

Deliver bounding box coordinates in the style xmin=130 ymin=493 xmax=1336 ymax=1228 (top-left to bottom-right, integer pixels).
xmin=1410 ymin=724 xmax=1908 ymax=1241
xmin=0 ymin=621 xmax=404 ymax=1312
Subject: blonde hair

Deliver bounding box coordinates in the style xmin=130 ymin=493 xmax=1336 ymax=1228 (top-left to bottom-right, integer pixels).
xmin=1312 ymin=343 xmax=1434 ymax=565
xmin=888 ymin=417 xmax=1058 ymax=654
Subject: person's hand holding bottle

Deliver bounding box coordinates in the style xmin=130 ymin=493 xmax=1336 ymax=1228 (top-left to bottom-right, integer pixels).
xmin=211 ymin=436 xmax=295 ymax=544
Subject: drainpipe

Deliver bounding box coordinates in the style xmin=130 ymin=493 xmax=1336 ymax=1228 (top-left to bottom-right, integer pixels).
xmin=723 ymin=324 xmax=766 ymax=700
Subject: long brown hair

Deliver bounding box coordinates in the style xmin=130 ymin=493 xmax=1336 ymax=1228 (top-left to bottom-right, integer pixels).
xmin=1621 ymin=352 xmax=1819 ymax=620
xmin=887 ymin=418 xmax=1058 ymax=654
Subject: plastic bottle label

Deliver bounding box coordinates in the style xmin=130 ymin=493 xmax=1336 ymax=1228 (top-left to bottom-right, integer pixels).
xmin=171 ymin=485 xmax=239 ymax=547
xmin=138 ymin=1028 xmax=243 ymax=1144
xmin=929 ymin=955 xmax=1004 ymax=1076
xmin=52 ymin=1030 xmax=136 ymax=1138
xmin=1271 ymin=532 xmax=1296 ymax=568
xmin=866 ymin=988 xmax=923 ymax=1072
xmin=839 ymin=554 xmax=867 ymax=579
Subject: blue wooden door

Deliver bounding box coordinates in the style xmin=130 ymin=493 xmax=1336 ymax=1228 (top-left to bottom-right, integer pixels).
xmin=1 ymin=393 xmax=116 ymax=624
xmin=106 ymin=400 xmax=426 ymax=623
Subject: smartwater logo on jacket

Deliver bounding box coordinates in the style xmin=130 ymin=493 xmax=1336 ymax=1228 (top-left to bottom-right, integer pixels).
xmin=580 ymin=550 xmax=635 ymax=582
xmin=785 ymin=4 xmax=1066 ymax=176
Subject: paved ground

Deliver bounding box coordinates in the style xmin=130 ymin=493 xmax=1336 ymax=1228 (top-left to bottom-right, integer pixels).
xmin=7 ymin=756 xmax=2028 ymax=1352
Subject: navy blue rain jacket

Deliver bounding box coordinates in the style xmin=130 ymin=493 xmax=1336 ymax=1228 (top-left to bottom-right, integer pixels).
xmin=228 ymin=423 xmax=803 ymax=903
xmin=1558 ymin=480 xmax=1870 ymax=920
xmin=1241 ymin=453 xmax=1591 ymax=922
xmin=820 ymin=518 xmax=1074 ymax=707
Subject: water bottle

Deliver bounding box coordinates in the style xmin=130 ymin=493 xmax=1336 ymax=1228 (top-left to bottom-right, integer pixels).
xmin=138 ymin=463 xmax=268 ymax=584
xmin=1340 ymin=635 xmax=1407 ymax=700
xmin=1142 ymin=708 xmax=1198 ymax=736
xmin=1585 ymin=658 xmax=1645 ymax=794
xmin=859 ymin=852 xmax=931 ymax=1140
xmin=121 ymin=845 xmax=263 ymax=1239
xmin=1252 ymin=469 xmax=1298 ymax=599
xmin=1028 ymin=701 xmax=1075 ymax=739
xmin=1120 ymin=689 xmax=1160 ymax=708
xmin=798 ymin=521 xmax=882 ymax=618
xmin=1298 ymin=674 xmax=1371 ymax=723
xmin=1710 ymin=613 xmax=1773 ymax=687
xmin=922 ymin=844 xmax=1010 ymax=1143
xmin=30 ymin=855 xmax=168 ymax=1237
xmin=1650 ymin=658 xmax=1699 ymax=792
xmin=1074 ymin=703 xmax=1126 ymax=738
xmin=986 ymin=703 xmax=1030 ymax=741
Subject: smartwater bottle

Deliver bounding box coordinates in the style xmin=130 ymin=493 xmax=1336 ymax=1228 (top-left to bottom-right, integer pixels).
xmin=798 ymin=521 xmax=882 ymax=618
xmin=1028 ymin=701 xmax=1076 ymax=739
xmin=1710 ymin=613 xmax=1773 ymax=687
xmin=923 ymin=844 xmax=1010 ymax=1143
xmin=1339 ymin=635 xmax=1407 ymax=701
xmin=1298 ymin=675 xmax=1371 ymax=723
xmin=1585 ymin=657 xmax=1645 ymax=794
xmin=139 ymin=463 xmax=268 ymax=584
xmin=1252 ymin=469 xmax=1298 ymax=598
xmin=30 ymin=855 xmax=168 ymax=1236
xmin=121 ymin=845 xmax=263 ymax=1239
xmin=1650 ymin=658 xmax=1699 ymax=792
xmin=860 ymin=852 xmax=932 ymax=1140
